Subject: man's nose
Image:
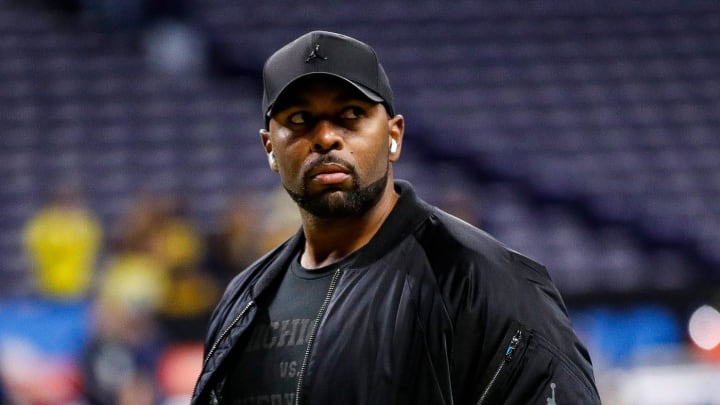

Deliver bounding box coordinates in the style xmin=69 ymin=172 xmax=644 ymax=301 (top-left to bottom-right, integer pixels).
xmin=312 ymin=120 xmax=343 ymax=153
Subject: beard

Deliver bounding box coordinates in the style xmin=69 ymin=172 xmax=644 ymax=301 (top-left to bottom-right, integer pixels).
xmin=284 ymin=161 xmax=389 ymax=219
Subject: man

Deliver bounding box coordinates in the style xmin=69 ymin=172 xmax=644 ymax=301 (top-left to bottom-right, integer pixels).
xmin=192 ymin=31 xmax=600 ymax=404
xmin=23 ymin=184 xmax=102 ymax=300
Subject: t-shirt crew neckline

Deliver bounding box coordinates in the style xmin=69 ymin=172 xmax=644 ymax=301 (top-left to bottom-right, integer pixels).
xmin=291 ymin=250 xmax=360 ymax=280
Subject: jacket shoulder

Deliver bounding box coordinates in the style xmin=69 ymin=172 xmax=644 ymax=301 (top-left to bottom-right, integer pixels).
xmin=417 ymin=207 xmax=569 ymax=325
xmin=418 ymin=207 xmax=549 ymax=282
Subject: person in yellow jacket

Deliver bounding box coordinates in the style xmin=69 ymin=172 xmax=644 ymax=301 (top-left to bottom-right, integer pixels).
xmin=23 ymin=186 xmax=102 ymax=300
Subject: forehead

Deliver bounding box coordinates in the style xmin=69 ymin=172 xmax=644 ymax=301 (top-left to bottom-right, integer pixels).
xmin=270 ymin=76 xmax=377 ymax=114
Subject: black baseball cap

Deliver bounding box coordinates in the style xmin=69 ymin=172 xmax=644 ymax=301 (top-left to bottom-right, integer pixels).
xmin=262 ymin=31 xmax=395 ymax=122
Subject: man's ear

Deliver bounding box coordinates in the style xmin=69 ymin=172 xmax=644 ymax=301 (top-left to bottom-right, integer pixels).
xmin=259 ymin=129 xmax=278 ymax=172
xmin=388 ymin=114 xmax=404 ymax=162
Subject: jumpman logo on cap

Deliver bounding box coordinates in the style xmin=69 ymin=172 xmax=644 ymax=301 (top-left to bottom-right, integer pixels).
xmin=305 ymin=44 xmax=328 ymax=63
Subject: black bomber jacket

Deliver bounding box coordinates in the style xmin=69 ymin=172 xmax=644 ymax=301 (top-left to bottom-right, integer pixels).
xmin=192 ymin=180 xmax=601 ymax=404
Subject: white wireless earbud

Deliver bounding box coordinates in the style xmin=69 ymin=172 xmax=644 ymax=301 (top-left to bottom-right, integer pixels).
xmin=389 ymin=138 xmax=398 ymax=154
xmin=267 ymin=153 xmax=276 ymax=167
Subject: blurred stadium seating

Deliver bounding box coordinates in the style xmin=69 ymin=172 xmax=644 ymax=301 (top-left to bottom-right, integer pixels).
xmin=1 ymin=0 xmax=719 ymax=403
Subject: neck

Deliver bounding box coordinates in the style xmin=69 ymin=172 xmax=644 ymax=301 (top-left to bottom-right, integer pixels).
xmin=299 ymin=178 xmax=398 ymax=269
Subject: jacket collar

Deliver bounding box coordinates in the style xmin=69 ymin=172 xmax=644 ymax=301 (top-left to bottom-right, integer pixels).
xmin=352 ymin=179 xmax=433 ymax=268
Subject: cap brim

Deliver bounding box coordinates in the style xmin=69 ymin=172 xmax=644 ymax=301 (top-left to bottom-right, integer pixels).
xmin=266 ymin=72 xmax=384 ymax=117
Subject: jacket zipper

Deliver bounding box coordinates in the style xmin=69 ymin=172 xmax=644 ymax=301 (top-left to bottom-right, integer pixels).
xmin=295 ymin=268 xmax=342 ymax=405
xmin=475 ymin=329 xmax=523 ymax=405
xmin=192 ymin=299 xmax=255 ymax=399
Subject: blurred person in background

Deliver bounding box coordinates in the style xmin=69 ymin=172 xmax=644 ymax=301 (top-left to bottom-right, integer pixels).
xmin=23 ymin=183 xmax=102 ymax=301
xmin=192 ymin=31 xmax=599 ymax=404
xmin=139 ymin=194 xmax=220 ymax=342
xmin=83 ymin=192 xmax=218 ymax=403
xmin=110 ymin=192 xmax=219 ymax=341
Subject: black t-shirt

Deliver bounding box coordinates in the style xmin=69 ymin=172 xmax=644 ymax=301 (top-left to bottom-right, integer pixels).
xmin=221 ymin=251 xmax=356 ymax=404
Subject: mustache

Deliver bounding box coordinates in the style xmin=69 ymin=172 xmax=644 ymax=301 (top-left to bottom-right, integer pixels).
xmin=302 ymin=155 xmax=355 ymax=180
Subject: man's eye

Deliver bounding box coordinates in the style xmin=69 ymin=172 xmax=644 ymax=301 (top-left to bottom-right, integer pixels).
xmin=289 ymin=112 xmax=307 ymax=124
xmin=341 ymin=107 xmax=362 ymax=120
